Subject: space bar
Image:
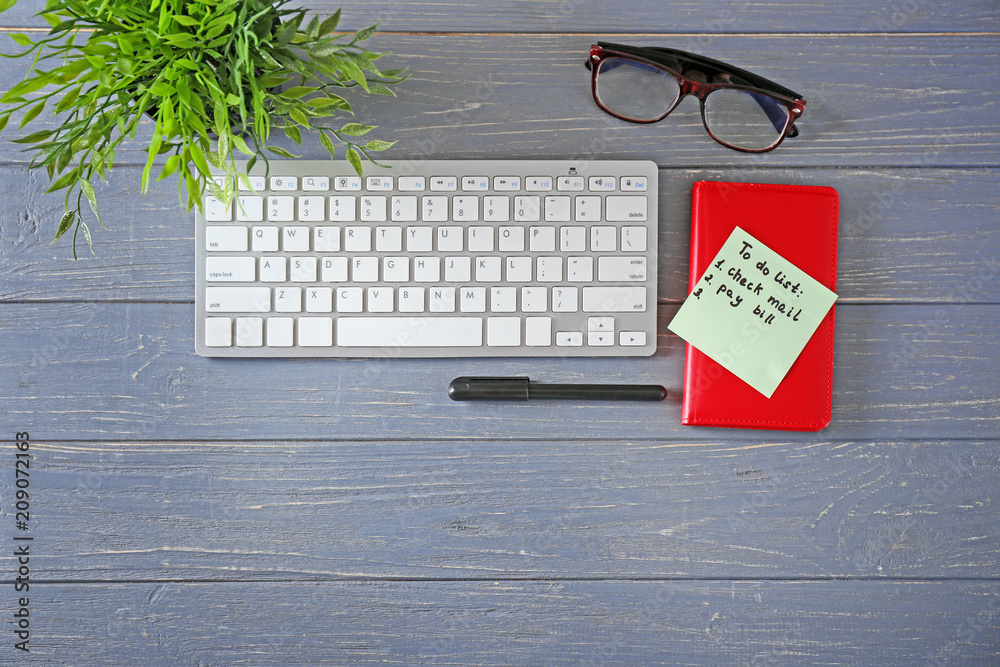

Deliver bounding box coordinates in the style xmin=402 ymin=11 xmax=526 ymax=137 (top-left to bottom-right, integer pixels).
xmin=337 ymin=317 xmax=483 ymax=347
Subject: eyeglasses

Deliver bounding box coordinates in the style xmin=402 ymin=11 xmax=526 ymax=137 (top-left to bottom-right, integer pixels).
xmin=587 ymin=42 xmax=806 ymax=153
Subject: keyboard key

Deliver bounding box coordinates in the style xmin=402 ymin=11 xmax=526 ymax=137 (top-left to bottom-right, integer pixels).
xmin=406 ymin=226 xmax=433 ymax=252
xmin=283 ymin=226 xmax=309 ymax=252
xmin=514 ymin=196 xmax=540 ymax=222
xmin=430 ymin=176 xmax=457 ymax=191
xmin=253 ymin=226 xmax=279 ymax=252
xmin=588 ymin=331 xmax=614 ymax=346
xmin=338 ymin=317 xmax=483 ymax=347
xmin=583 ymin=286 xmax=647 ymax=312
xmin=205 ymin=196 xmax=232 ymax=222
xmin=493 ymin=176 xmax=520 ymax=191
xmin=484 ymin=196 xmax=510 ymax=222
xmin=552 ymin=286 xmax=578 ymax=312
xmin=487 ymin=317 xmax=521 ymax=346
xmin=567 ymin=257 xmax=593 ymax=282
xmin=375 ymin=226 xmax=403 ymax=252
xmin=620 ymin=176 xmax=647 ymax=191
xmin=298 ymin=317 xmax=333 ymax=346
xmin=367 ymin=176 xmax=393 ymax=191
xmin=302 ymin=176 xmax=329 ymax=191
xmin=351 ymin=257 xmax=379 ymax=283
xmin=506 ymin=257 xmax=532 ymax=282
xmin=270 ymin=176 xmax=297 ymax=191
xmin=536 ymin=256 xmax=562 ymax=282
xmin=430 ymin=286 xmax=457 ymax=312
xmin=321 ymin=257 xmax=348 ymax=282
xmin=305 ymin=287 xmax=333 ymax=313
xmin=560 ymin=226 xmax=586 ymax=252
xmin=521 ymin=286 xmax=547 ymax=312
xmin=620 ymin=331 xmax=647 ymax=346
xmin=344 ymin=226 xmax=372 ymax=252
xmin=525 ymin=317 xmax=552 ymax=346
xmin=621 ymin=226 xmax=648 ymax=252
xmin=206 ymin=256 xmax=255 ymax=282
xmin=588 ymin=316 xmax=615 ymax=332
xmin=525 ymin=176 xmax=552 ymax=191
xmin=490 ymin=287 xmax=517 ymax=312
xmin=468 ymin=227 xmax=494 ymax=252
xmin=334 ymin=176 xmax=361 ymax=191
xmin=544 ymin=196 xmax=571 ymax=222
xmin=239 ymin=176 xmax=266 ymax=192
xmin=605 ymin=195 xmax=647 ymax=222
xmin=236 ymin=317 xmax=263 ymax=347
xmin=475 ymin=256 xmax=502 ymax=282
xmin=575 ymin=196 xmax=601 ymax=221
xmin=598 ymin=256 xmax=647 ymax=282
xmin=298 ymin=195 xmax=325 ymax=221
xmin=205 ymin=317 xmax=232 ymax=346
xmin=205 ymin=287 xmax=270 ymax=312
xmin=314 ymin=226 xmax=340 ymax=252
xmin=397 ymin=176 xmax=425 ymax=191
xmin=260 ymin=257 xmax=286 ymax=282
xmin=266 ymin=317 xmax=294 ymax=347
xmin=383 ymin=257 xmax=409 ymax=282
xmin=460 ymin=287 xmax=486 ymax=312
xmin=206 ymin=226 xmax=248 ymax=252
xmin=438 ymin=227 xmax=464 ymax=252
xmin=557 ymin=176 xmax=585 ymax=191
xmin=360 ymin=196 xmax=387 ymax=221
xmin=498 ymin=226 xmax=524 ymax=251
xmin=588 ymin=176 xmax=615 ymax=191
xmin=590 ymin=226 xmax=617 ymax=252
xmin=463 ymin=176 xmax=489 ymax=191
xmin=453 ymin=196 xmax=479 ymax=222
xmin=236 ymin=196 xmax=263 ymax=221
xmin=445 ymin=256 xmax=472 ymax=282
xmin=268 ymin=196 xmax=294 ymax=221
xmin=556 ymin=331 xmax=583 ymax=346
xmin=391 ymin=196 xmax=418 ymax=222
xmin=529 ymin=226 xmax=556 ymax=252
xmin=398 ymin=287 xmax=425 ymax=313
xmin=337 ymin=287 xmax=364 ymax=312
xmin=329 ymin=196 xmax=356 ymax=221
xmin=290 ymin=256 xmax=317 ymax=282
xmin=275 ymin=286 xmax=302 ymax=312
xmin=422 ymin=196 xmax=449 ymax=221
xmin=367 ymin=286 xmax=394 ymax=313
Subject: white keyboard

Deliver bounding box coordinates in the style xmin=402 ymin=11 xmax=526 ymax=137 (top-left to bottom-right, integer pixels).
xmin=195 ymin=160 xmax=658 ymax=357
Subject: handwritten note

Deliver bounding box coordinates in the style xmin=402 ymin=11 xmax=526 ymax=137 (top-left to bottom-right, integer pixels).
xmin=667 ymin=227 xmax=838 ymax=398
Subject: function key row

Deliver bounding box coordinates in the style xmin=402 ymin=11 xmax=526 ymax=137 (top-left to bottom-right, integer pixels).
xmin=222 ymin=175 xmax=649 ymax=194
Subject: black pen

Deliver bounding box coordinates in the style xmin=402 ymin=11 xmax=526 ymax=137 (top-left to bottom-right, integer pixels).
xmin=448 ymin=376 xmax=667 ymax=402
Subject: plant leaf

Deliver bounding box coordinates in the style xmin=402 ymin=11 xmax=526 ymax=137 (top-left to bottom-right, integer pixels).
xmin=339 ymin=123 xmax=375 ymax=137
xmin=53 ymin=210 xmax=76 ymax=241
xmin=346 ymin=145 xmax=362 ymax=176
xmin=79 ymin=180 xmax=103 ymax=228
xmin=20 ymin=100 xmax=46 ymax=128
xmin=318 ymin=9 xmax=341 ymax=35
xmin=266 ymin=145 xmax=301 ymax=158
xmin=364 ymin=139 xmax=395 ymax=151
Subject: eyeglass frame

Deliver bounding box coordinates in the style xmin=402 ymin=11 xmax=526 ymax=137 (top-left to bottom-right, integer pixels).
xmin=587 ymin=42 xmax=807 ymax=153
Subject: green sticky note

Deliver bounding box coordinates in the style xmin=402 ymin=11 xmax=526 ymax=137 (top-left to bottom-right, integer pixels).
xmin=667 ymin=227 xmax=838 ymax=398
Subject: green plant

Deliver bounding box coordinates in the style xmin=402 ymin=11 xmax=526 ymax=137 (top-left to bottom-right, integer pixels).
xmin=0 ymin=0 xmax=405 ymax=256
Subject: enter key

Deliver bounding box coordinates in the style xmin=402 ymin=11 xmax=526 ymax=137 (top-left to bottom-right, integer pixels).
xmin=598 ymin=256 xmax=647 ymax=282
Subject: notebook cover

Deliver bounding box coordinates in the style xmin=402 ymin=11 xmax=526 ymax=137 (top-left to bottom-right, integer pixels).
xmin=681 ymin=181 xmax=839 ymax=431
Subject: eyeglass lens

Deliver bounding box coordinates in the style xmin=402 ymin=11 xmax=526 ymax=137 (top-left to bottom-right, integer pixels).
xmin=595 ymin=57 xmax=791 ymax=151
xmin=594 ymin=58 xmax=680 ymax=121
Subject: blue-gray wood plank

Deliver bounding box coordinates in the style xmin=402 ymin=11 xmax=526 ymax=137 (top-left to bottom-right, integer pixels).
xmin=1 ymin=0 xmax=999 ymax=663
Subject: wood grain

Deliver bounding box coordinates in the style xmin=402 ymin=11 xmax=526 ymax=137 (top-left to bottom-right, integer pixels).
xmin=3 ymin=0 xmax=999 ymax=33
xmin=2 ymin=35 xmax=999 ymax=167
xmin=1 ymin=438 xmax=995 ymax=580
xmin=6 ymin=581 xmax=999 ymax=665
xmin=2 ymin=303 xmax=998 ymax=441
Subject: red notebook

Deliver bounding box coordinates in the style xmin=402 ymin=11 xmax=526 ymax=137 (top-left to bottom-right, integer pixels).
xmin=681 ymin=181 xmax=839 ymax=431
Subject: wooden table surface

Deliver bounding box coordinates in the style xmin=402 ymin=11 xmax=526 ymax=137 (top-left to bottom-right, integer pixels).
xmin=2 ymin=0 xmax=999 ymax=663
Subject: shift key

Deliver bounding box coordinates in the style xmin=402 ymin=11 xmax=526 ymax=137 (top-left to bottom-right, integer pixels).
xmin=205 ymin=287 xmax=271 ymax=312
